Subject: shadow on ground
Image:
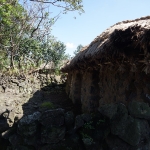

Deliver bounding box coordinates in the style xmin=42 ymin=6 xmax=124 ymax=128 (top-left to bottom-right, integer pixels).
xmin=0 ymin=82 xmax=83 ymax=150
xmin=22 ymin=83 xmax=81 ymax=116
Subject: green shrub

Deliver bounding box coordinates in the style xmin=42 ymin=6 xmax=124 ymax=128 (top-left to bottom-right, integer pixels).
xmin=5 ymin=68 xmax=20 ymax=76
xmin=81 ymin=133 xmax=94 ymax=145
xmin=55 ymin=68 xmax=61 ymax=76
xmin=97 ymin=119 xmax=105 ymax=125
xmin=40 ymin=101 xmax=54 ymax=109
xmin=84 ymin=121 xmax=95 ymax=129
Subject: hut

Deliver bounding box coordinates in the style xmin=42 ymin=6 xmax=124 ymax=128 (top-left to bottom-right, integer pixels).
xmin=61 ymin=16 xmax=150 ymax=113
xmin=29 ymin=61 xmax=55 ymax=75
xmin=38 ymin=62 xmax=55 ymax=74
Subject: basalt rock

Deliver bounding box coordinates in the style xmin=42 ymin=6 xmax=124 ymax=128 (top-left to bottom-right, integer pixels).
xmin=0 ymin=106 xmax=150 ymax=149
xmin=128 ymin=101 xmax=150 ymax=119
xmin=98 ymin=103 xmax=150 ymax=148
xmin=18 ymin=111 xmax=41 ymax=137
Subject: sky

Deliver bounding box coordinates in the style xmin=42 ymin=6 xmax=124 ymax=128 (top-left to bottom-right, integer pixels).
xmin=48 ymin=0 xmax=150 ymax=56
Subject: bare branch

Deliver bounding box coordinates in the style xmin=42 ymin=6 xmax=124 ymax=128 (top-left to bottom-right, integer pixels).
xmin=29 ymin=0 xmax=82 ymax=11
xmin=30 ymin=11 xmax=44 ymax=38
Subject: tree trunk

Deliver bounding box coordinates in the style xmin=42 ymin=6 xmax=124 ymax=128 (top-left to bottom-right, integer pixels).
xmin=10 ymin=51 xmax=15 ymax=69
xmin=18 ymin=59 xmax=22 ymax=69
xmin=10 ymin=41 xmax=15 ymax=69
xmin=36 ymin=58 xmax=40 ymax=67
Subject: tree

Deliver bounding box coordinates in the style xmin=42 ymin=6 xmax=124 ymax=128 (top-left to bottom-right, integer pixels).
xmin=0 ymin=0 xmax=54 ymax=69
xmin=17 ymin=36 xmax=67 ymax=71
xmin=0 ymin=0 xmax=28 ymax=68
xmin=41 ymin=37 xmax=66 ymax=67
xmin=74 ymin=44 xmax=83 ymax=55
xmin=17 ymin=38 xmax=41 ymax=68
xmin=0 ymin=0 xmax=84 ymax=71
xmin=30 ymin=0 xmax=84 ymax=14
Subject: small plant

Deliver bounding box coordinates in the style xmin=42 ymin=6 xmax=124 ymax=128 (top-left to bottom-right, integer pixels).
xmin=55 ymin=68 xmax=60 ymax=75
xmin=97 ymin=119 xmax=105 ymax=125
xmin=40 ymin=101 xmax=54 ymax=109
xmin=81 ymin=133 xmax=94 ymax=145
xmin=30 ymin=77 xmax=35 ymax=83
xmin=84 ymin=121 xmax=95 ymax=129
xmin=82 ymin=137 xmax=94 ymax=146
xmin=5 ymin=68 xmax=20 ymax=76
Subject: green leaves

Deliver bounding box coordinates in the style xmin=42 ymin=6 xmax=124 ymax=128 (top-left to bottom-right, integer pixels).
xmin=0 ymin=0 xmax=84 ymax=70
xmin=74 ymin=44 xmax=83 ymax=55
xmin=42 ymin=38 xmax=67 ymax=67
xmin=0 ymin=0 xmax=25 ymax=26
xmin=17 ymin=36 xmax=67 ymax=69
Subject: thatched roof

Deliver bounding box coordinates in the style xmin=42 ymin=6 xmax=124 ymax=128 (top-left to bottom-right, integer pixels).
xmin=62 ymin=16 xmax=150 ymax=72
xmin=39 ymin=62 xmax=55 ymax=70
xmin=28 ymin=62 xmax=55 ymax=74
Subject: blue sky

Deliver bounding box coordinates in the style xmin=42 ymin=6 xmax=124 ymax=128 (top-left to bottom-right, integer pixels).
xmin=49 ymin=0 xmax=150 ymax=56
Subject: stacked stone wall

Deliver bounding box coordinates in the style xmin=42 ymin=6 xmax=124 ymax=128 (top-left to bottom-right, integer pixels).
xmin=2 ymin=102 xmax=150 ymax=150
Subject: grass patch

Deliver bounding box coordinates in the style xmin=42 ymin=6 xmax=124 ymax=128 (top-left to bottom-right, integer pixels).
xmin=40 ymin=101 xmax=54 ymax=109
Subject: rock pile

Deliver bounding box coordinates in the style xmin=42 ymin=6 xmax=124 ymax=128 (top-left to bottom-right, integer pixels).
xmin=0 ymin=101 xmax=150 ymax=149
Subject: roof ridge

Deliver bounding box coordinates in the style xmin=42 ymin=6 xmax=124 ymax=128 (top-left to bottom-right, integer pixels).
xmin=112 ymin=15 xmax=150 ymax=27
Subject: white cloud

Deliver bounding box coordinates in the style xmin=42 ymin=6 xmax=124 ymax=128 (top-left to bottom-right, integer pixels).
xmin=65 ymin=42 xmax=75 ymax=49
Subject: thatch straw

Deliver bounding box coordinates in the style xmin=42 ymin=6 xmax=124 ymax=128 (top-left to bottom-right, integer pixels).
xmin=39 ymin=62 xmax=55 ymax=70
xmin=62 ymin=16 xmax=150 ymax=72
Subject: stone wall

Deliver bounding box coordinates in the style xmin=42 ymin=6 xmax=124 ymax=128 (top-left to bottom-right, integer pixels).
xmin=0 ymin=73 xmax=63 ymax=95
xmin=1 ymin=102 xmax=150 ymax=150
xmin=0 ymin=74 xmax=40 ymax=94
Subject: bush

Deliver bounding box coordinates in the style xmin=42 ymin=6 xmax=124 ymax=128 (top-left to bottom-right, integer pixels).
xmin=40 ymin=101 xmax=54 ymax=109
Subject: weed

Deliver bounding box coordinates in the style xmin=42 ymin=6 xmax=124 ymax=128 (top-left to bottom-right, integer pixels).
xmin=81 ymin=133 xmax=94 ymax=145
xmin=97 ymin=119 xmax=105 ymax=125
xmin=5 ymin=68 xmax=20 ymax=76
xmin=30 ymin=77 xmax=35 ymax=83
xmin=40 ymin=101 xmax=54 ymax=109
xmin=84 ymin=121 xmax=95 ymax=130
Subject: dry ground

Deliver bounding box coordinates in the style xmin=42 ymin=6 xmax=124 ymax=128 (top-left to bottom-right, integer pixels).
xmin=0 ymin=85 xmax=80 ymax=117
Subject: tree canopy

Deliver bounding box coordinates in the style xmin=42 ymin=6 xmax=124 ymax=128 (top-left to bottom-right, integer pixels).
xmin=0 ymin=0 xmax=84 ymax=73
xmin=74 ymin=44 xmax=83 ymax=55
